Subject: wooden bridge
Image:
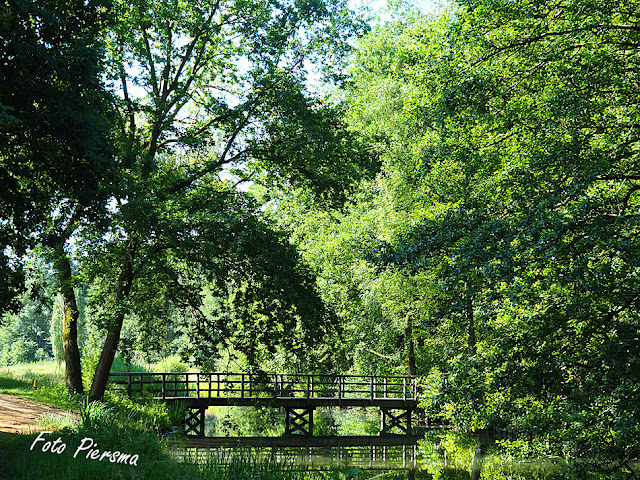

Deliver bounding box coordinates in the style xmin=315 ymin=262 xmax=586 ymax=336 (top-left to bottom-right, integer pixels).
xmin=108 ymin=372 xmax=418 ymax=437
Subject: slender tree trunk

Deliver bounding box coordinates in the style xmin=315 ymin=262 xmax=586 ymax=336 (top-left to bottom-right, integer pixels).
xmin=89 ymin=238 xmax=137 ymax=401
xmin=471 ymin=434 xmax=484 ymax=480
xmin=90 ymin=136 xmax=151 ymax=401
xmin=53 ymin=244 xmax=84 ymax=395
xmin=405 ymin=316 xmax=416 ymax=376
xmin=464 ymin=283 xmax=476 ymax=356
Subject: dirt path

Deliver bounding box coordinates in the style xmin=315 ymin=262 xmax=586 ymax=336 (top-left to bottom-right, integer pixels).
xmin=0 ymin=393 xmax=77 ymax=434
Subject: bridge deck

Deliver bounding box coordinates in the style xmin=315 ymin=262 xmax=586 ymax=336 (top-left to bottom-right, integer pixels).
xmin=108 ymin=372 xmax=418 ymax=409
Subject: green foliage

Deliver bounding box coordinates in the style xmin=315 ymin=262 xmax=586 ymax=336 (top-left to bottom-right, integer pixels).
xmin=314 ymin=409 xmax=379 ymax=437
xmin=0 ymin=427 xmax=313 ymax=480
xmin=49 ymin=295 xmax=65 ymax=366
xmin=249 ymin=79 xmax=380 ymax=205
xmin=78 ymin=397 xmax=116 ymax=430
xmin=102 ymin=392 xmax=173 ymax=433
xmin=70 ymin=0 xmax=371 ymax=399
xmin=37 ymin=412 xmax=79 ymax=431
xmin=345 ymin=0 xmax=640 ymax=473
xmin=325 ymin=463 xmax=363 ymax=480
xmin=150 ymin=356 xmax=189 ymax=374
xmin=207 ymin=406 xmax=285 ymax=437
xmin=0 ymin=291 xmax=54 ymax=366
xmin=255 ymin=0 xmax=640 ymax=475
xmin=0 ymin=0 xmax=116 ymax=312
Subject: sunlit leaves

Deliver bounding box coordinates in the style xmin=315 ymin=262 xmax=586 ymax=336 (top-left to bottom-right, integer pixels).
xmin=346 ymin=0 xmax=640 ymax=469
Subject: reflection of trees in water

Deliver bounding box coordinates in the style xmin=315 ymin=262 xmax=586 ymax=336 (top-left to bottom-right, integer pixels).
xmin=426 ymin=431 xmax=570 ymax=480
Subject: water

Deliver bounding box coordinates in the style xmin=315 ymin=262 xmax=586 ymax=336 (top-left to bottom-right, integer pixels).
xmin=172 ymin=444 xmax=419 ymax=470
xmin=166 ymin=407 xmax=631 ymax=479
xmin=167 ymin=436 xmax=568 ymax=479
xmin=167 ymin=406 xmax=423 ymax=478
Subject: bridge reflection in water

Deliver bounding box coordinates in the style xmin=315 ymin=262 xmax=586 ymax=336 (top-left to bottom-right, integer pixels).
xmin=168 ymin=436 xmax=421 ymax=472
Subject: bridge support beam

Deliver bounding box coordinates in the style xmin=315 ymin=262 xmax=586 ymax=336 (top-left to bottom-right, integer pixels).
xmin=380 ymin=408 xmax=412 ymax=436
xmin=184 ymin=408 xmax=206 ymax=437
xmin=284 ymin=407 xmax=314 ymax=436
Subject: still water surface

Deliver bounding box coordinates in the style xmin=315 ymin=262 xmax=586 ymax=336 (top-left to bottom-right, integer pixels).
xmin=167 ymin=407 xmax=576 ymax=479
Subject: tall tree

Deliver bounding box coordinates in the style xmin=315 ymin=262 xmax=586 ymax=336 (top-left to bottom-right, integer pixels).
xmin=363 ymin=0 xmax=640 ymax=469
xmin=262 ymin=9 xmax=438 ymax=379
xmin=86 ymin=0 xmax=368 ymax=400
xmin=0 ymin=0 xmax=115 ymax=393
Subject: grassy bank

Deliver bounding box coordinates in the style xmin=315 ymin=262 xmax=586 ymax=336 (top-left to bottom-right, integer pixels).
xmin=0 ymin=361 xmax=316 ymax=480
xmin=0 ymin=360 xmax=77 ymax=411
xmin=0 ymin=429 xmax=316 ymax=480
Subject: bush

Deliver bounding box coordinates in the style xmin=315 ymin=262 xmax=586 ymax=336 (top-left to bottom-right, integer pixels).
xmin=152 ymin=355 xmax=190 ymax=374
xmin=2 ymin=339 xmax=37 ymax=366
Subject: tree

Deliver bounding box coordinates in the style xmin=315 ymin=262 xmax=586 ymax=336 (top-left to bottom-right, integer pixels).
xmin=85 ymin=0 xmax=368 ymax=400
xmin=0 ymin=0 xmax=115 ymax=393
xmin=261 ymin=9 xmax=445 ymax=379
xmin=361 ymin=0 xmax=640 ymax=469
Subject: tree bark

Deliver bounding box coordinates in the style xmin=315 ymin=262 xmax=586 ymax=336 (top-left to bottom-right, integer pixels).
xmin=405 ymin=316 xmax=417 ymax=376
xmin=53 ymin=244 xmax=84 ymax=395
xmin=464 ymin=283 xmax=477 ymax=356
xmin=471 ymin=434 xmax=484 ymax=480
xmin=89 ymin=238 xmax=136 ymax=401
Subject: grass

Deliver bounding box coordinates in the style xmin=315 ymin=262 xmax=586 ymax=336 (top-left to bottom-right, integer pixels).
xmin=37 ymin=412 xmax=78 ymax=430
xmin=0 ymin=360 xmax=319 ymax=479
xmin=0 ymin=429 xmax=318 ymax=480
xmin=0 ymin=361 xmax=78 ymax=411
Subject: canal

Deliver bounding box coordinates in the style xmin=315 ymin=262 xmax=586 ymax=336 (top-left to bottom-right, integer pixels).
xmin=164 ymin=406 xmax=589 ymax=479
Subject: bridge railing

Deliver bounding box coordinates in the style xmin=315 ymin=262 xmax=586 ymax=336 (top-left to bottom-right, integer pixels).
xmin=107 ymin=372 xmax=418 ymax=401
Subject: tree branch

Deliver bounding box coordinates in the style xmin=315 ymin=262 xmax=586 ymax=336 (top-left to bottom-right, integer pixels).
xmin=363 ymin=347 xmax=395 ymax=361
xmin=138 ymin=5 xmax=160 ymax=102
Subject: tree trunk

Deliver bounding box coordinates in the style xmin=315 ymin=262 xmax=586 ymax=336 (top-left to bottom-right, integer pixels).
xmin=89 ymin=238 xmax=136 ymax=401
xmin=53 ymin=245 xmax=84 ymax=395
xmin=405 ymin=316 xmax=417 ymax=376
xmin=471 ymin=434 xmax=484 ymax=480
xmin=464 ymin=283 xmax=476 ymax=356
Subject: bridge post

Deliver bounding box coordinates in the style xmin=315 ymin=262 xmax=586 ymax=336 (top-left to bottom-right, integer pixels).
xmin=380 ymin=408 xmax=413 ymax=436
xmin=184 ymin=408 xmax=206 ymax=437
xmin=284 ymin=407 xmax=314 ymax=436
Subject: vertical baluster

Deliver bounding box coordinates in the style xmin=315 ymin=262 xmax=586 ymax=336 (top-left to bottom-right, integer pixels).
xmin=241 ymin=374 xmax=245 ymax=398
xmin=403 ymin=444 xmax=406 ymax=468
xmin=162 ymin=373 xmax=166 ymax=400
xmin=370 ymin=376 xmax=374 ymax=401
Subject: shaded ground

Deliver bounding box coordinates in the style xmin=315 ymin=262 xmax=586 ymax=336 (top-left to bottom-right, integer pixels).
xmin=0 ymin=393 xmax=77 ymax=433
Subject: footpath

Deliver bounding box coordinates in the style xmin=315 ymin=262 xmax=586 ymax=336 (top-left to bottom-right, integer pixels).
xmin=0 ymin=393 xmax=76 ymax=433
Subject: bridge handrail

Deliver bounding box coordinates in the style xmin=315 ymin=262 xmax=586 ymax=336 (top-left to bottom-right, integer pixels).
xmin=107 ymin=372 xmax=418 ymax=401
